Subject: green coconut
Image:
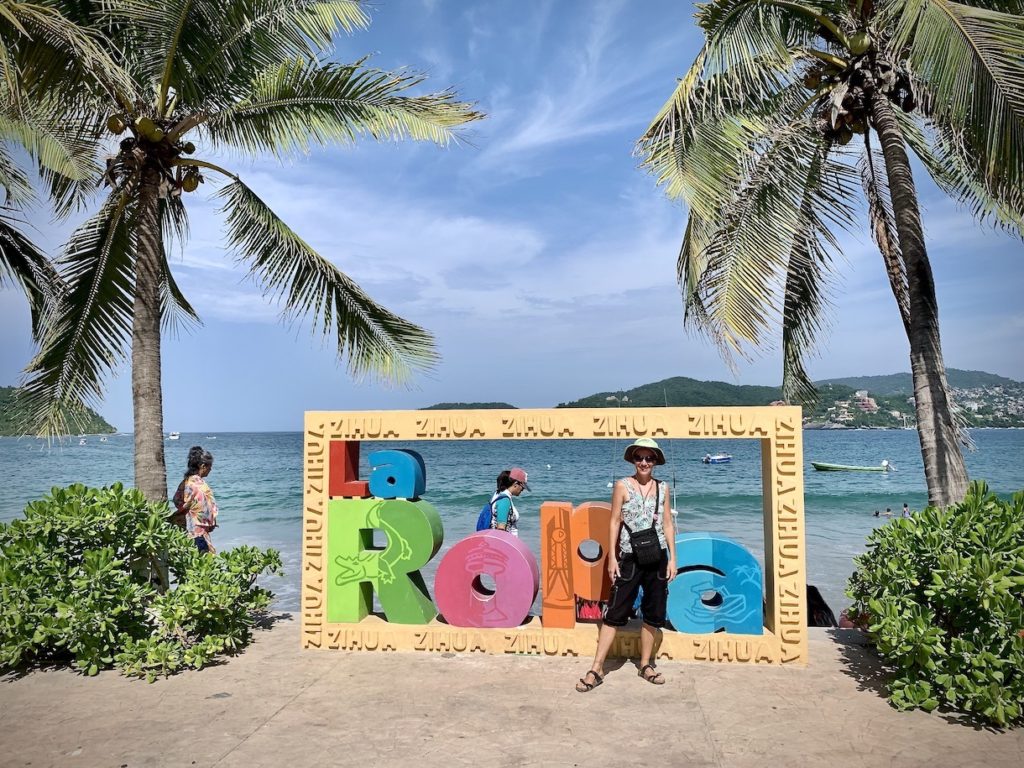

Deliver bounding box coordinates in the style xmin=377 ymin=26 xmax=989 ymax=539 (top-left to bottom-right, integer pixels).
xmin=106 ymin=115 xmax=126 ymax=135
xmin=849 ymin=31 xmax=871 ymax=56
xmin=181 ymin=173 xmax=200 ymax=193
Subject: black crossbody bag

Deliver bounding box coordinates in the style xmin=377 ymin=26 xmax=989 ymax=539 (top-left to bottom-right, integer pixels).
xmin=621 ymin=481 xmax=662 ymax=566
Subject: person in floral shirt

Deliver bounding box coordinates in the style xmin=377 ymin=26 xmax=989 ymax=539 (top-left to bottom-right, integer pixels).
xmin=175 ymin=446 xmax=219 ymax=553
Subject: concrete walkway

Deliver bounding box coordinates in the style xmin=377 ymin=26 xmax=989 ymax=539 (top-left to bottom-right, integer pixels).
xmin=1 ymin=618 xmax=1021 ymax=768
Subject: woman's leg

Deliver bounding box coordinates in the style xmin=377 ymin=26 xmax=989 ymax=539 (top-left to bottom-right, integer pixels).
xmin=591 ymin=623 xmax=618 ymax=674
xmin=638 ymin=621 xmax=657 ymax=669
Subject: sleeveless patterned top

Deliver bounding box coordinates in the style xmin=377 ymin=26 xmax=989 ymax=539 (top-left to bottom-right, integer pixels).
xmin=617 ymin=477 xmax=668 ymax=554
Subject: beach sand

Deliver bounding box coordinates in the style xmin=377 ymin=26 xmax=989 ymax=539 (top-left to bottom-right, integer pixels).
xmin=1 ymin=617 xmax=1021 ymax=767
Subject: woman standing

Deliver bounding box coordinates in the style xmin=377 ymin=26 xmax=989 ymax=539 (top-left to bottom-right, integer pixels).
xmin=575 ymin=438 xmax=677 ymax=691
xmin=177 ymin=446 xmax=219 ymax=553
xmin=490 ymin=467 xmax=530 ymax=536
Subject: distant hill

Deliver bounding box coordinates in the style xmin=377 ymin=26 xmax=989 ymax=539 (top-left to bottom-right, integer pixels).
xmin=556 ymin=376 xmax=783 ymax=408
xmin=421 ymin=402 xmax=517 ymax=410
xmin=0 ymin=386 xmax=116 ymax=436
xmin=815 ymin=369 xmax=1021 ymax=395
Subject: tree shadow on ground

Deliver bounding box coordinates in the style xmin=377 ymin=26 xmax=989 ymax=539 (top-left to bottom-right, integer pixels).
xmin=830 ymin=629 xmax=1007 ymax=732
xmin=253 ymin=611 xmax=293 ymax=631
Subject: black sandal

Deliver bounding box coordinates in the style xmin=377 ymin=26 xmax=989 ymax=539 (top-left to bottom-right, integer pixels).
xmin=575 ymin=670 xmax=604 ymax=692
xmin=638 ymin=663 xmax=665 ymax=685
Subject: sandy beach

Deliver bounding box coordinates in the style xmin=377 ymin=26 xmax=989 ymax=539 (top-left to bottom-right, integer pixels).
xmin=1 ymin=616 xmax=1021 ymax=768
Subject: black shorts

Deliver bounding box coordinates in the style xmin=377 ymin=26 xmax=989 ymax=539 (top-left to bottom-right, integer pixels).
xmin=602 ymin=549 xmax=669 ymax=629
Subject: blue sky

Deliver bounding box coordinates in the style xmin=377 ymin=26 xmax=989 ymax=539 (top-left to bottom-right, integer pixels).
xmin=1 ymin=0 xmax=1022 ymax=432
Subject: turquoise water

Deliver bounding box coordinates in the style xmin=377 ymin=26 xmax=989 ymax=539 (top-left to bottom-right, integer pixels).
xmin=2 ymin=429 xmax=1022 ymax=615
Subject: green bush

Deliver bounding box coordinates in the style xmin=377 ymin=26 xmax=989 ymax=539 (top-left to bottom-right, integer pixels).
xmin=0 ymin=483 xmax=282 ymax=681
xmin=846 ymin=481 xmax=1024 ymax=726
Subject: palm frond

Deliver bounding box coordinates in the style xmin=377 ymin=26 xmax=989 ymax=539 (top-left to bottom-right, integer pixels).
xmin=3 ymin=0 xmax=134 ymax=109
xmin=0 ymin=105 xmax=102 ymax=217
xmin=206 ymin=59 xmax=483 ymax=157
xmin=109 ymin=0 xmax=370 ymax=113
xmin=693 ymin=0 xmax=826 ymax=106
xmin=19 ymin=190 xmax=136 ymax=437
xmin=0 ymin=140 xmax=34 ymax=207
xmin=695 ymin=121 xmax=857 ymax=361
xmin=216 ymin=179 xmax=438 ymax=384
xmin=860 ymin=131 xmax=911 ymax=333
xmin=897 ymin=109 xmax=1024 ymax=236
xmin=159 ymin=195 xmax=200 ymax=335
xmin=781 ymin=136 xmax=842 ymax=406
xmin=0 ymin=207 xmax=61 ymax=339
xmin=881 ymin=0 xmax=1024 ymax=204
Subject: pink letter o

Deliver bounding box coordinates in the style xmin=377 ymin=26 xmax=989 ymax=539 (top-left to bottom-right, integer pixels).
xmin=434 ymin=531 xmax=539 ymax=628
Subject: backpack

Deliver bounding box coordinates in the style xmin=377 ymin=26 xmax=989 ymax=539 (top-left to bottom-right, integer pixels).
xmin=475 ymin=498 xmax=496 ymax=531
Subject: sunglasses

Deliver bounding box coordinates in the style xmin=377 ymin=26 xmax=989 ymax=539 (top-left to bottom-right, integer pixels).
xmin=633 ymin=454 xmax=657 ymax=464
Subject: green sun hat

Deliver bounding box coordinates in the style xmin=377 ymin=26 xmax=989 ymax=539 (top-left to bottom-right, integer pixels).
xmin=623 ymin=438 xmax=666 ymax=465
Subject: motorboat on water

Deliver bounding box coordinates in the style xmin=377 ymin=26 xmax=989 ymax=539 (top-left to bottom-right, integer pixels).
xmin=78 ymin=438 xmax=86 ymax=446
xmin=168 ymin=432 xmax=180 ymax=440
xmin=702 ymin=453 xmax=732 ymax=464
xmin=812 ymin=459 xmax=893 ymax=472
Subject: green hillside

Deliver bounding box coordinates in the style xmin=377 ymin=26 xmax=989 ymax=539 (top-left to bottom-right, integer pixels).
xmin=815 ymin=369 xmax=1019 ymax=395
xmin=0 ymin=386 xmax=116 ymax=436
xmin=556 ymin=376 xmax=783 ymax=408
xmin=421 ymin=402 xmax=517 ymax=410
xmin=555 ymin=369 xmax=1023 ymax=428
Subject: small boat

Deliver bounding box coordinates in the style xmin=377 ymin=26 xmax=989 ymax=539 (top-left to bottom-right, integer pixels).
xmin=812 ymin=459 xmax=892 ymax=472
xmin=168 ymin=432 xmax=180 ymax=440
xmin=702 ymin=453 xmax=732 ymax=464
xmin=78 ymin=438 xmax=86 ymax=446
xmin=99 ymin=436 xmax=107 ymax=443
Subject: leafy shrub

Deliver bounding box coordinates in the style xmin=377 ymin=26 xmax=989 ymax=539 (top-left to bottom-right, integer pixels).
xmin=846 ymin=481 xmax=1024 ymax=726
xmin=0 ymin=483 xmax=281 ymax=681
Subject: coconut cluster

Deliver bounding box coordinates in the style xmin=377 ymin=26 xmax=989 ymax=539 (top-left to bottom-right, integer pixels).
xmin=103 ymin=114 xmax=200 ymax=197
xmin=806 ymin=38 xmax=916 ymax=147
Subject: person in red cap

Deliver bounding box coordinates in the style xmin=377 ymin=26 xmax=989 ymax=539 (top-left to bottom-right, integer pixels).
xmin=489 ymin=467 xmax=529 ymax=537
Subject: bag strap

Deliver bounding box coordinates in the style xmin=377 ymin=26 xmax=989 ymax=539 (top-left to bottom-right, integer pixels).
xmin=620 ymin=479 xmax=660 ymax=534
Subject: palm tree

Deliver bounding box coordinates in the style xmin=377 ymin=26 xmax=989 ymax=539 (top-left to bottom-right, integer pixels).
xmin=20 ymin=0 xmax=483 ymax=501
xmin=636 ymin=0 xmax=1023 ymax=507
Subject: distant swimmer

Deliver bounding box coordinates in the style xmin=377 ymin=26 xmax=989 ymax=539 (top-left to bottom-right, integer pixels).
xmin=902 ymin=502 xmax=911 ymax=518
xmin=873 ymin=509 xmax=880 ymax=517
xmin=884 ymin=507 xmax=893 ymax=517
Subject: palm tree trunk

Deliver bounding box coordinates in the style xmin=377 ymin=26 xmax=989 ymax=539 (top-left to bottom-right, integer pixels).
xmin=869 ymin=93 xmax=969 ymax=507
xmin=132 ymin=166 xmax=167 ymax=501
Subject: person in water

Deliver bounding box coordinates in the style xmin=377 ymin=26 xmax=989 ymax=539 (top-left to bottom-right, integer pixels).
xmin=490 ymin=467 xmax=529 ymax=536
xmin=177 ymin=446 xmax=219 ymax=553
xmin=575 ymin=438 xmax=677 ymax=692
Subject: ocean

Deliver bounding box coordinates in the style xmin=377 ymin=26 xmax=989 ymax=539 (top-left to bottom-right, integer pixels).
xmin=2 ymin=429 xmax=1023 ymax=616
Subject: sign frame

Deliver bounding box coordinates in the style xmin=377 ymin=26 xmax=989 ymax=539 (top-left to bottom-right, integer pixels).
xmin=302 ymin=406 xmax=807 ymax=665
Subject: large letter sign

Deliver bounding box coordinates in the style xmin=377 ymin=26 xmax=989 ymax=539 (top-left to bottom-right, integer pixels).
xmin=327 ymin=497 xmax=442 ymax=624
xmin=434 ymin=531 xmax=539 ymax=628
xmin=302 ymin=407 xmax=809 ymax=665
xmin=667 ymin=533 xmax=763 ymax=635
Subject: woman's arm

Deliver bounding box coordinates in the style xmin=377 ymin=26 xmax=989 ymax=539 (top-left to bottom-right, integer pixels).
xmin=493 ymin=496 xmax=512 ymax=530
xmin=661 ymin=481 xmax=677 ymax=583
xmin=607 ymin=480 xmax=626 ymax=579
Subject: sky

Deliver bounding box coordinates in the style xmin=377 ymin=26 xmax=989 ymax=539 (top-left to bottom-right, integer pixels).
xmin=1 ymin=0 xmax=1022 ymax=432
